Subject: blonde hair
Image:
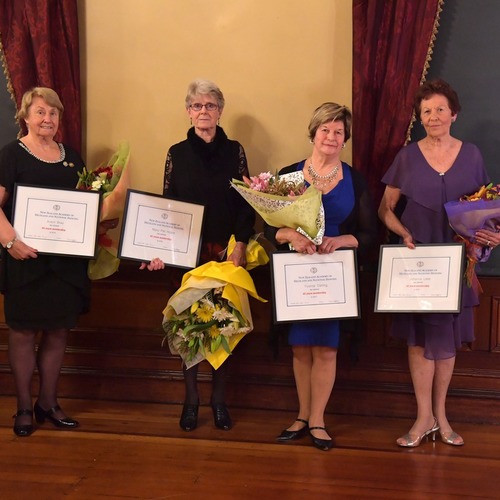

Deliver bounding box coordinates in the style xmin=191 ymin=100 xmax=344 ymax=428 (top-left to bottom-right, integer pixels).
xmin=16 ymin=87 xmax=64 ymax=125
xmin=308 ymin=102 xmax=352 ymax=142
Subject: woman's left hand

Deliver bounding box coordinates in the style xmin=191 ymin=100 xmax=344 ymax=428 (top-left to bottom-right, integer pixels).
xmin=227 ymin=241 xmax=247 ymax=268
xmin=475 ymin=226 xmax=500 ymax=249
xmin=98 ymin=218 xmax=119 ymax=235
xmin=317 ymin=235 xmax=358 ymax=254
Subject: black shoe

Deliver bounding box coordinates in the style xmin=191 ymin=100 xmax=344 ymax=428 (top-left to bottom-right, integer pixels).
xmin=276 ymin=418 xmax=309 ymax=442
xmin=212 ymin=403 xmax=232 ymax=430
xmin=34 ymin=401 xmax=79 ymax=429
xmin=180 ymin=403 xmax=199 ymax=431
xmin=309 ymin=426 xmax=333 ymax=451
xmin=13 ymin=409 xmax=34 ymax=437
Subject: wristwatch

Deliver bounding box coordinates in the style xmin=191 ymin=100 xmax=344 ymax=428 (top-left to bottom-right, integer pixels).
xmin=4 ymin=237 xmax=17 ymax=249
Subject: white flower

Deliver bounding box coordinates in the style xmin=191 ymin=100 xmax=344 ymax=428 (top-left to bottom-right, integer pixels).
xmin=91 ymin=179 xmax=104 ymax=191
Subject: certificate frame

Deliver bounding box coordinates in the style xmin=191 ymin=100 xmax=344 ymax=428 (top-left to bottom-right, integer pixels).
xmin=118 ymin=189 xmax=205 ymax=269
xmin=12 ymin=183 xmax=101 ymax=258
xmin=270 ymin=249 xmax=360 ymax=323
xmin=374 ymin=243 xmax=465 ymax=313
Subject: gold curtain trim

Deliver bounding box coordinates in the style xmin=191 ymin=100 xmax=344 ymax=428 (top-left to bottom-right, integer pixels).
xmin=405 ymin=0 xmax=445 ymax=144
xmin=0 ymin=32 xmax=21 ymax=137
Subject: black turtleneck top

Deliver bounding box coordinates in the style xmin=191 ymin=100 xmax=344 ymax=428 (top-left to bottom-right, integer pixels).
xmin=163 ymin=126 xmax=255 ymax=245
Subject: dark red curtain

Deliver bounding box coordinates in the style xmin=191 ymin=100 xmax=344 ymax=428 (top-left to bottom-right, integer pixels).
xmin=0 ymin=0 xmax=81 ymax=153
xmin=352 ymin=0 xmax=443 ymax=208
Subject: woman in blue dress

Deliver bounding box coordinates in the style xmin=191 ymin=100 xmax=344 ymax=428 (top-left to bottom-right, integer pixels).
xmin=265 ymin=103 xmax=376 ymax=450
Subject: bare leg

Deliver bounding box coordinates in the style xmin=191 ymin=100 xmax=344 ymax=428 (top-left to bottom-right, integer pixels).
xmin=8 ymin=328 xmax=37 ymax=425
xmin=398 ymin=346 xmax=437 ymax=444
xmin=309 ymin=346 xmax=337 ymax=440
xmin=433 ymin=356 xmax=462 ymax=444
xmin=36 ymin=328 xmax=69 ymax=419
xmin=286 ymin=345 xmax=312 ymax=431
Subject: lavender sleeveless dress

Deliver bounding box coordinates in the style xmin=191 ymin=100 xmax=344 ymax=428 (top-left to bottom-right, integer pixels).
xmin=381 ymin=142 xmax=489 ymax=360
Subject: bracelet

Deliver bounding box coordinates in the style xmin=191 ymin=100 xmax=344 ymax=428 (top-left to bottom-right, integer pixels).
xmin=4 ymin=237 xmax=17 ymax=250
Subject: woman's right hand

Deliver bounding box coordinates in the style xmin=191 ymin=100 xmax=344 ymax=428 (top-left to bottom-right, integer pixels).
xmin=139 ymin=257 xmax=165 ymax=271
xmin=276 ymin=228 xmax=316 ymax=254
xmin=7 ymin=240 xmax=38 ymax=260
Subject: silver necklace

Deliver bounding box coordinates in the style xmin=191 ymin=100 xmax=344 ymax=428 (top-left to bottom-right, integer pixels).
xmin=308 ymin=162 xmax=339 ymax=188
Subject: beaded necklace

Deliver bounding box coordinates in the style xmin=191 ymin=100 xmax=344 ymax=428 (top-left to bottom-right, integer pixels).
xmin=308 ymin=162 xmax=340 ymax=189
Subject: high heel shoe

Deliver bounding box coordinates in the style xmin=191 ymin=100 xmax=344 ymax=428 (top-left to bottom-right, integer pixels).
xmin=439 ymin=430 xmax=464 ymax=446
xmin=179 ymin=403 xmax=199 ymax=431
xmin=34 ymin=401 xmax=79 ymax=429
xmin=309 ymin=426 xmax=334 ymax=451
xmin=276 ymin=418 xmax=309 ymax=442
xmin=397 ymin=418 xmax=439 ymax=447
xmin=13 ymin=409 xmax=34 ymax=437
xmin=212 ymin=403 xmax=232 ymax=430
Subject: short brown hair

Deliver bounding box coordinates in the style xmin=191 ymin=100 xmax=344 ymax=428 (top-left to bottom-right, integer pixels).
xmin=414 ymin=79 xmax=461 ymax=117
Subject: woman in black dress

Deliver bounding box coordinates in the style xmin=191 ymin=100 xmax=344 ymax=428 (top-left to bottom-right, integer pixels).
xmin=163 ymin=79 xmax=255 ymax=432
xmin=0 ymin=87 xmax=94 ymax=436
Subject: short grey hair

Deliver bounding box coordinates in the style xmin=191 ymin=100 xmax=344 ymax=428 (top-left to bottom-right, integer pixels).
xmin=185 ymin=79 xmax=225 ymax=110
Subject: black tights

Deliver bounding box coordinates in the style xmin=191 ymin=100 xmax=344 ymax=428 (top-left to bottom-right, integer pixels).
xmin=9 ymin=328 xmax=69 ymax=423
xmin=183 ymin=360 xmax=229 ymax=406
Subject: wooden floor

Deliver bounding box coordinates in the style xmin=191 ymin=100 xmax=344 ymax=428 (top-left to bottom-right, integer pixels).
xmin=1 ymin=397 xmax=500 ymax=499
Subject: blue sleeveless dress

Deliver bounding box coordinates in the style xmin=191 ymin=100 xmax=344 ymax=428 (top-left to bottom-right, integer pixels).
xmin=288 ymin=161 xmax=355 ymax=347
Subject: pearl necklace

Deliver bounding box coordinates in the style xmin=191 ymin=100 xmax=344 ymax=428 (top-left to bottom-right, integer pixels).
xmin=19 ymin=141 xmax=68 ymax=164
xmin=308 ymin=162 xmax=339 ymax=188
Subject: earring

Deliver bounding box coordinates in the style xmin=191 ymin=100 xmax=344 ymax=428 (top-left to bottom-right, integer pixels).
xmin=342 ymin=143 xmax=346 ymax=149
xmin=309 ymin=139 xmax=314 ymax=144
xmin=217 ymin=119 xmax=220 ymax=125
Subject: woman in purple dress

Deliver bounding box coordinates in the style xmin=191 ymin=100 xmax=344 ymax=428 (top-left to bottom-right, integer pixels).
xmin=379 ymin=79 xmax=500 ymax=447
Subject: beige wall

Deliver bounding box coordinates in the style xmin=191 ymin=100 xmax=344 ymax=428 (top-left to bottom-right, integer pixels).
xmin=79 ymin=0 xmax=352 ymax=194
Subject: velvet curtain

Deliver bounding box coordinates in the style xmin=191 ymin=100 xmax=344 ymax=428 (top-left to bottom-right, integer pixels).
xmin=0 ymin=0 xmax=81 ymax=153
xmin=352 ymin=0 xmax=444 ymax=208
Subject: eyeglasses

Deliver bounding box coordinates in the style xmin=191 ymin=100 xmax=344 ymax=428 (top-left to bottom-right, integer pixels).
xmin=189 ymin=103 xmax=218 ymax=111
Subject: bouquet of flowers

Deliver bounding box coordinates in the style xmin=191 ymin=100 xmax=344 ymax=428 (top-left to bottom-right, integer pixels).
xmin=77 ymin=141 xmax=131 ymax=279
xmin=231 ymin=171 xmax=324 ymax=244
xmin=444 ymin=183 xmax=500 ymax=288
xmin=162 ymin=237 xmax=268 ymax=369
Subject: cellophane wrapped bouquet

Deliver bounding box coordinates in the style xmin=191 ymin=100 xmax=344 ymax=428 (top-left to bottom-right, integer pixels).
xmin=444 ymin=183 xmax=500 ymax=288
xmin=231 ymin=171 xmax=324 ymax=244
xmin=77 ymin=141 xmax=131 ymax=279
xmin=162 ymin=236 xmax=268 ymax=369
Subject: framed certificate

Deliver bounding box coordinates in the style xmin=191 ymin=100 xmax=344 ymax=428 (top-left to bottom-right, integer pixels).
xmin=12 ymin=183 xmax=101 ymax=258
xmin=374 ymin=244 xmax=465 ymax=313
xmin=270 ymin=249 xmax=360 ymax=323
xmin=118 ymin=189 xmax=205 ymax=269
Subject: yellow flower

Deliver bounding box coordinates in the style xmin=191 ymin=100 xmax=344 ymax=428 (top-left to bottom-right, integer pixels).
xmin=195 ymin=303 xmax=214 ymax=322
xmin=190 ymin=301 xmax=199 ymax=314
xmin=208 ymin=324 xmax=219 ymax=339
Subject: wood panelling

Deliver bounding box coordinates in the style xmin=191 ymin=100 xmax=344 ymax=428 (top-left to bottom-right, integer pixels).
xmin=1 ymin=262 xmax=499 ymax=424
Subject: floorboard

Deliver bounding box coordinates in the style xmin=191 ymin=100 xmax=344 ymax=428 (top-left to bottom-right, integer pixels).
xmin=1 ymin=396 xmax=499 ymax=499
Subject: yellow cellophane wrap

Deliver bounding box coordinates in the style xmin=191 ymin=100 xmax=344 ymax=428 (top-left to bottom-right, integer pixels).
xmin=163 ymin=238 xmax=268 ymax=369
xmin=88 ymin=141 xmax=131 ymax=280
xmin=231 ymin=178 xmax=322 ymax=241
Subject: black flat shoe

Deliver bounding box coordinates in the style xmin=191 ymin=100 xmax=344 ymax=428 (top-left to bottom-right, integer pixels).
xmin=180 ymin=403 xmax=199 ymax=431
xmin=276 ymin=418 xmax=309 ymax=442
xmin=34 ymin=401 xmax=79 ymax=429
xmin=309 ymin=426 xmax=333 ymax=451
xmin=212 ymin=403 xmax=232 ymax=430
xmin=13 ymin=409 xmax=34 ymax=437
